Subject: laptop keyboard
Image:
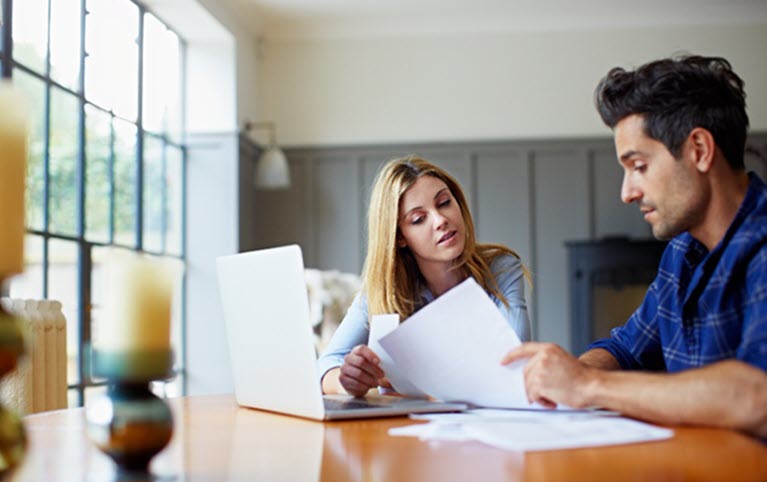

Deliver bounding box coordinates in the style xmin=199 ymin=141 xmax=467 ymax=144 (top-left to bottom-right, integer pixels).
xmin=323 ymin=398 xmax=391 ymax=411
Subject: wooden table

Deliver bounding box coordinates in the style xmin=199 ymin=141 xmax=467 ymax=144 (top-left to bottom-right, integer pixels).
xmin=15 ymin=394 xmax=767 ymax=481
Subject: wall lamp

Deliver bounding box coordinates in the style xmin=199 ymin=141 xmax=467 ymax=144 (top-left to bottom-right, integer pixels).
xmin=244 ymin=120 xmax=291 ymax=189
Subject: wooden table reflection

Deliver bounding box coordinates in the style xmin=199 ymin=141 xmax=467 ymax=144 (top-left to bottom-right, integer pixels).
xmin=15 ymin=394 xmax=767 ymax=481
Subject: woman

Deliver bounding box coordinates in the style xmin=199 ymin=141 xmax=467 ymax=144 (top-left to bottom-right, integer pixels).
xmin=319 ymin=155 xmax=531 ymax=396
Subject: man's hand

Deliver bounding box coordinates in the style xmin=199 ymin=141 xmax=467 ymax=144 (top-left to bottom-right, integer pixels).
xmin=339 ymin=345 xmax=385 ymax=397
xmin=501 ymin=342 xmax=597 ymax=408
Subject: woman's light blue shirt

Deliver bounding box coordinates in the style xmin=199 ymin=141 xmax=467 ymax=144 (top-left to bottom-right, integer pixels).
xmin=317 ymin=254 xmax=531 ymax=380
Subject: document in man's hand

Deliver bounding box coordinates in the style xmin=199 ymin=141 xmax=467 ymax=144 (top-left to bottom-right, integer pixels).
xmin=379 ymin=278 xmax=534 ymax=408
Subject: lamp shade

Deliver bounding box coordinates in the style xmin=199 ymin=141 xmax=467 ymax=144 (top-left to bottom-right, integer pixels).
xmin=255 ymin=146 xmax=290 ymax=189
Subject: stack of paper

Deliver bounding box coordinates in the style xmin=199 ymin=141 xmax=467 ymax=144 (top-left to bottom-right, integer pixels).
xmin=389 ymin=410 xmax=674 ymax=451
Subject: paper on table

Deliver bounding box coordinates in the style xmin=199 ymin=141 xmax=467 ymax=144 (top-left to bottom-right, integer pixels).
xmin=369 ymin=314 xmax=430 ymax=398
xmin=411 ymin=408 xmax=621 ymax=423
xmin=379 ymin=278 xmax=532 ymax=408
xmin=462 ymin=417 xmax=673 ymax=451
xmin=389 ymin=416 xmax=673 ymax=450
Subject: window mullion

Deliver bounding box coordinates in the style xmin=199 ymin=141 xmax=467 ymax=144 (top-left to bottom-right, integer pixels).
xmin=180 ymin=146 xmax=187 ymax=395
xmin=109 ymin=116 xmax=116 ymax=244
xmin=135 ymin=7 xmax=145 ymax=251
xmin=77 ymin=0 xmax=86 ymax=238
xmin=76 ymin=241 xmax=92 ymax=407
xmin=161 ymin=141 xmax=167 ymax=253
xmin=75 ymin=0 xmax=88 ymax=410
xmin=1 ymin=0 xmax=12 ymax=78
xmin=41 ymin=0 xmax=53 ymax=299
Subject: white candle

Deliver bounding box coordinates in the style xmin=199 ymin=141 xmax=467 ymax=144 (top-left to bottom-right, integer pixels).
xmin=0 ymin=83 xmax=27 ymax=275
xmin=97 ymin=251 xmax=175 ymax=352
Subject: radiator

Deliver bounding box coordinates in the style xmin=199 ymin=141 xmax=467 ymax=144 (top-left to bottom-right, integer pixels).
xmin=0 ymin=298 xmax=68 ymax=414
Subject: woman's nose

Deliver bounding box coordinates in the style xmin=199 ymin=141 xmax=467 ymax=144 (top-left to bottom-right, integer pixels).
xmin=433 ymin=211 xmax=448 ymax=229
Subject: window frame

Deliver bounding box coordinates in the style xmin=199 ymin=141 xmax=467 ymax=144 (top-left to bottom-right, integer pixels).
xmin=1 ymin=0 xmax=188 ymax=406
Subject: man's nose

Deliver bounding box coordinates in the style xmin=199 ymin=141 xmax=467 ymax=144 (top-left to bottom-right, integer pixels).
xmin=621 ymin=173 xmax=641 ymax=204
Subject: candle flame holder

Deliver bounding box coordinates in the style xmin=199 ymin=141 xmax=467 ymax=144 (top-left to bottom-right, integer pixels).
xmin=85 ymin=348 xmax=174 ymax=479
xmin=0 ymin=292 xmax=27 ymax=477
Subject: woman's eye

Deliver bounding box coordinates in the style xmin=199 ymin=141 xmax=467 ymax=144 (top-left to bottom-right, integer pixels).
xmin=412 ymin=216 xmax=424 ymax=225
xmin=438 ymin=199 xmax=451 ymax=208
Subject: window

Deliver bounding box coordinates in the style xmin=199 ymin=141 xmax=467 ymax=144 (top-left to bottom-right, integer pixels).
xmin=3 ymin=0 xmax=187 ymax=406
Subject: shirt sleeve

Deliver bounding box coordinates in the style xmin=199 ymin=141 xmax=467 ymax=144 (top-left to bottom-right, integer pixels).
xmin=490 ymin=255 xmax=532 ymax=342
xmin=737 ymin=244 xmax=767 ymax=372
xmin=587 ymin=276 xmax=666 ymax=371
xmin=316 ymin=291 xmax=370 ymax=381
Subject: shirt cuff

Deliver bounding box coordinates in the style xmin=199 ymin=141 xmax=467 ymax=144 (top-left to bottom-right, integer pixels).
xmin=587 ymin=337 xmax=642 ymax=370
xmin=317 ymin=356 xmax=343 ymax=384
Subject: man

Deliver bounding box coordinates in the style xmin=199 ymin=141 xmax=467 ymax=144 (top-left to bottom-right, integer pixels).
xmin=502 ymin=55 xmax=767 ymax=437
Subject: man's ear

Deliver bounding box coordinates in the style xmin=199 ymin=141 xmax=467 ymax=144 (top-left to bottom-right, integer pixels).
xmin=686 ymin=127 xmax=716 ymax=173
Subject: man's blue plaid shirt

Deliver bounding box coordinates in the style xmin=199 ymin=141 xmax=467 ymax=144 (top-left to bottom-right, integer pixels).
xmin=588 ymin=172 xmax=767 ymax=373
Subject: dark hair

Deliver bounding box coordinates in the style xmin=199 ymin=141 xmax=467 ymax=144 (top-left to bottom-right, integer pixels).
xmin=594 ymin=55 xmax=749 ymax=169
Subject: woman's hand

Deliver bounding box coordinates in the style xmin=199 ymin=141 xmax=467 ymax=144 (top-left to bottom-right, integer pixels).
xmin=339 ymin=345 xmax=385 ymax=397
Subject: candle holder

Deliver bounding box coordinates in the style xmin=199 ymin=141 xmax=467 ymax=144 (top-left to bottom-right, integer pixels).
xmin=85 ymin=348 xmax=175 ymax=479
xmin=0 ymin=290 xmax=27 ymax=477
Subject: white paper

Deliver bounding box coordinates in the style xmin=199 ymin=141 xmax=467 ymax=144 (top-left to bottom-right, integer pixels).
xmin=463 ymin=417 xmax=673 ymax=451
xmin=368 ymin=314 xmax=430 ymax=398
xmin=379 ymin=278 xmax=531 ymax=408
xmin=389 ymin=416 xmax=673 ymax=451
xmin=410 ymin=408 xmax=621 ymax=423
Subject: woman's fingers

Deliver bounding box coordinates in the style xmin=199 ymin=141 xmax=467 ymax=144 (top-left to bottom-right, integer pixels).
xmin=339 ymin=345 xmax=385 ymax=396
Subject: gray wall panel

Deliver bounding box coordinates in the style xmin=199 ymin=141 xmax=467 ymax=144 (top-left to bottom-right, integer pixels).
xmin=313 ymin=155 xmax=360 ymax=273
xmin=534 ymin=149 xmax=591 ymax=349
xmin=475 ymin=148 xmax=531 ymax=268
xmin=252 ymin=157 xmax=311 ymax=255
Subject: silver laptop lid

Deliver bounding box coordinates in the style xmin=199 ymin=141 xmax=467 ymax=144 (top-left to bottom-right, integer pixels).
xmin=217 ymin=245 xmax=325 ymax=420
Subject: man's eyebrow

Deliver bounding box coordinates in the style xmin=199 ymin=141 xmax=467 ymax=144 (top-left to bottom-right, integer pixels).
xmin=619 ymin=150 xmax=641 ymax=163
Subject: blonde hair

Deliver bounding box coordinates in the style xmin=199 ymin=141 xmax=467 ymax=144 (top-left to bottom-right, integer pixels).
xmin=361 ymin=155 xmax=530 ymax=320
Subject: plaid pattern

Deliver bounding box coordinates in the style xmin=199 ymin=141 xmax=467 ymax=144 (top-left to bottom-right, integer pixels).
xmin=588 ymin=173 xmax=767 ymax=373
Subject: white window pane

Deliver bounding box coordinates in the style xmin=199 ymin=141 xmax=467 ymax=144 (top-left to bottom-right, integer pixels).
xmin=12 ymin=0 xmax=48 ymax=73
xmin=166 ymin=146 xmax=184 ymax=256
xmin=50 ymin=0 xmax=82 ymax=90
xmin=47 ymin=238 xmax=80 ymax=385
xmin=143 ymin=13 xmax=181 ymax=138
xmin=85 ymin=0 xmax=139 ymax=119
xmin=113 ymin=120 xmax=137 ymax=247
xmin=85 ymin=105 xmax=112 ymax=243
xmin=142 ymin=135 xmax=164 ymax=253
xmin=13 ymin=70 xmax=47 ymax=232
xmin=49 ymin=87 xmax=80 ymax=237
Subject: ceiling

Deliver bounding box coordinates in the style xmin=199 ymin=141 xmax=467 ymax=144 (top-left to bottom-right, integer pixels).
xmin=216 ymin=0 xmax=767 ymax=39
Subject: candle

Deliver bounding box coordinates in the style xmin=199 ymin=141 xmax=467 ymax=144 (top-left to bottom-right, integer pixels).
xmin=0 ymin=83 xmax=27 ymax=275
xmin=96 ymin=251 xmax=175 ymax=353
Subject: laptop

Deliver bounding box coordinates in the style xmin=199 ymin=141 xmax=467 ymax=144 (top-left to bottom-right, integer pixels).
xmin=216 ymin=244 xmax=466 ymax=420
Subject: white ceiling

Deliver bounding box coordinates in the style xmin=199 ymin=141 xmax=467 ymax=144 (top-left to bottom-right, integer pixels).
xmin=217 ymin=0 xmax=767 ymax=39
